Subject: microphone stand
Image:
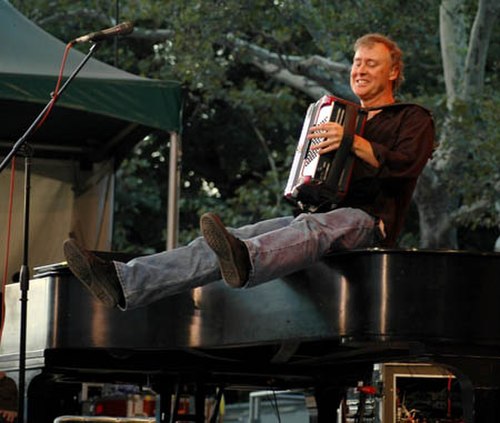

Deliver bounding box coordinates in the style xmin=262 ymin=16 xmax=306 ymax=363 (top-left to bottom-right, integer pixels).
xmin=0 ymin=42 xmax=100 ymax=422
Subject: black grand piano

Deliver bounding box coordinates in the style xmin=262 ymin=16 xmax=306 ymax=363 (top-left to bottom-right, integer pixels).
xmin=1 ymin=248 xmax=500 ymax=422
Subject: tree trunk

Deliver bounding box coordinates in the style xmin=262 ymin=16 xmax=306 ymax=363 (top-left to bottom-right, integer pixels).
xmin=414 ymin=0 xmax=499 ymax=249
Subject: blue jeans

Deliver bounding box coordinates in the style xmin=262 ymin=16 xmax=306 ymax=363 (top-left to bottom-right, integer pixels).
xmin=115 ymin=207 xmax=381 ymax=309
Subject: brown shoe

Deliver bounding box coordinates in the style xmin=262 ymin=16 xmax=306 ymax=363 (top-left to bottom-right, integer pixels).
xmin=200 ymin=213 xmax=250 ymax=288
xmin=63 ymin=238 xmax=124 ymax=308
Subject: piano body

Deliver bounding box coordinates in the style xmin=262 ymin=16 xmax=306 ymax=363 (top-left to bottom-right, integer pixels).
xmin=1 ymin=248 xmax=500 ymax=422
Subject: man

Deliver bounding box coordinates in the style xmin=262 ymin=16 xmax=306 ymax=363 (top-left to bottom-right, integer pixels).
xmin=64 ymin=33 xmax=435 ymax=310
xmin=0 ymin=373 xmax=17 ymax=423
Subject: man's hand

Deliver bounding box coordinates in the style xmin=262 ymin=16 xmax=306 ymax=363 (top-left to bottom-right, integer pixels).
xmin=308 ymin=122 xmax=344 ymax=154
xmin=308 ymin=122 xmax=380 ymax=168
xmin=0 ymin=409 xmax=17 ymax=423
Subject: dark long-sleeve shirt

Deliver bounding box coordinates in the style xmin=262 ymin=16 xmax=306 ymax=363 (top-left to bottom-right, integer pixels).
xmin=341 ymin=103 xmax=435 ymax=246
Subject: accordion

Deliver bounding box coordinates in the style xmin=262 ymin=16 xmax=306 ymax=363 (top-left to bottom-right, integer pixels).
xmin=284 ymin=95 xmax=367 ymax=212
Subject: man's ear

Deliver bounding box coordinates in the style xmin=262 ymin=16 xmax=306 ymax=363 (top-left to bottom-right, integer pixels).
xmin=389 ymin=66 xmax=399 ymax=81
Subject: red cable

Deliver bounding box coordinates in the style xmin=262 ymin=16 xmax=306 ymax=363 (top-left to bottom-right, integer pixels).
xmin=35 ymin=41 xmax=75 ymax=130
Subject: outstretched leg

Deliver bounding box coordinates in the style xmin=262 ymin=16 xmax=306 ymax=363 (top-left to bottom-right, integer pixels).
xmin=201 ymin=208 xmax=380 ymax=288
xmin=64 ymin=215 xmax=294 ymax=309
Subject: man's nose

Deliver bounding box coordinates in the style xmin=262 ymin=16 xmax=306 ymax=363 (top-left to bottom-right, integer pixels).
xmin=357 ymin=63 xmax=367 ymax=73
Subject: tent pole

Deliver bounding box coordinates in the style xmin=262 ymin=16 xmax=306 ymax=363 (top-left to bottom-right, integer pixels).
xmin=166 ymin=132 xmax=181 ymax=250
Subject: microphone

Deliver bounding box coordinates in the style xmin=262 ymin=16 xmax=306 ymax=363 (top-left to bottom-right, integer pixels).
xmin=73 ymin=21 xmax=134 ymax=43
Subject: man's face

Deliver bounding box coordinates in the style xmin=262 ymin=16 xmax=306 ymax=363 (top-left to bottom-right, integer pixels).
xmin=350 ymin=42 xmax=398 ymax=105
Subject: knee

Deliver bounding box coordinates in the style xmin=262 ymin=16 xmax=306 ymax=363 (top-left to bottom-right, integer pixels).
xmin=293 ymin=212 xmax=324 ymax=230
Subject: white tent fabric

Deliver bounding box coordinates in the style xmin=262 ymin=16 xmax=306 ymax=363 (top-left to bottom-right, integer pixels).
xmin=0 ymin=158 xmax=114 ymax=283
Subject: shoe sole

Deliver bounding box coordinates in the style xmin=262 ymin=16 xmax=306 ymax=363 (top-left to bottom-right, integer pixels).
xmin=63 ymin=239 xmax=117 ymax=307
xmin=200 ymin=213 xmax=243 ymax=288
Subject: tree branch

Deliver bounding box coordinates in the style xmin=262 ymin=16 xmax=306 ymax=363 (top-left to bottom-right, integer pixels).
xmin=463 ymin=0 xmax=500 ymax=97
xmin=37 ymin=9 xmax=110 ymax=27
xmin=248 ymin=59 xmax=331 ymax=99
xmin=439 ymin=0 xmax=467 ymax=106
xmin=226 ymin=34 xmax=354 ymax=100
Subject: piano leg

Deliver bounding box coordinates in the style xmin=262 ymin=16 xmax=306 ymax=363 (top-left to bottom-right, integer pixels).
xmin=460 ymin=382 xmax=500 ymax=423
xmin=168 ymin=381 xmax=206 ymax=423
xmin=26 ymin=373 xmax=81 ymax=423
xmin=154 ymin=383 xmax=173 ymax=423
xmin=155 ymin=379 xmax=223 ymax=423
xmin=312 ymin=385 xmax=344 ymax=423
xmin=472 ymin=388 xmax=500 ymax=422
xmin=209 ymin=387 xmax=225 ymax=423
xmin=440 ymin=357 xmax=500 ymax=423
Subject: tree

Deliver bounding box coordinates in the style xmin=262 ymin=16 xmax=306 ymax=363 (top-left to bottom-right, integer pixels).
xmin=13 ymin=0 xmax=499 ymax=251
xmin=145 ymin=0 xmax=451 ymax=247
xmin=414 ymin=0 xmax=500 ymax=248
xmin=209 ymin=0 xmax=500 ymax=249
xmin=166 ymin=0 xmax=499 ymax=249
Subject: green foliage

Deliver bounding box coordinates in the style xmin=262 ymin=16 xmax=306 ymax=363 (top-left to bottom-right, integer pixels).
xmin=113 ymin=135 xmax=169 ymax=252
xmin=150 ymin=0 xmax=445 ymax=251
xmin=447 ymin=95 xmax=500 ymax=229
xmin=11 ymin=0 xmax=499 ymax=252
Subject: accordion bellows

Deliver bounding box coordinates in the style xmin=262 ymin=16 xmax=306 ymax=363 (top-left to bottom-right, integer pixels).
xmin=284 ymin=95 xmax=367 ymax=212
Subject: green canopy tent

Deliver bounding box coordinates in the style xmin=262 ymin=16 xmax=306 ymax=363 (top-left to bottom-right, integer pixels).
xmin=0 ymin=0 xmax=181 ymax=162
xmin=0 ymin=0 xmax=183 ymax=280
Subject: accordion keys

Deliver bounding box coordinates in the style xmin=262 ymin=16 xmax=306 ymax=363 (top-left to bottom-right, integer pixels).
xmin=284 ymin=95 xmax=366 ymax=211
